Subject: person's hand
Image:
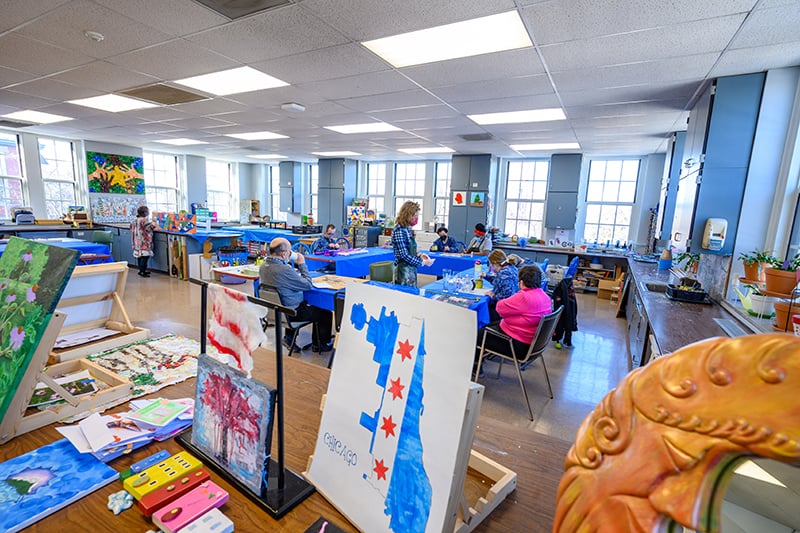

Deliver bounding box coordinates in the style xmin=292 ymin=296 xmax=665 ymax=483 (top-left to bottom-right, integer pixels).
xmin=293 ymin=252 xmax=305 ymax=265
xmin=487 ymin=291 xmax=494 ymax=299
xmin=333 ymin=243 xmax=340 ymax=249
xmin=444 ymin=246 xmax=450 ymax=252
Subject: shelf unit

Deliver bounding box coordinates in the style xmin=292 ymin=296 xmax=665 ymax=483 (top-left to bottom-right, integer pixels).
xmin=575 ymin=263 xmax=615 ymax=293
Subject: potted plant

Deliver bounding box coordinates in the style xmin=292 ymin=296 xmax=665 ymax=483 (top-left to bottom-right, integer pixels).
xmin=764 ymin=253 xmax=800 ymax=295
xmin=753 ymin=250 xmax=778 ymax=282
xmin=674 ymin=251 xmax=700 ymax=275
xmin=738 ymin=252 xmax=760 ymax=281
xmin=743 ymin=284 xmax=775 ymax=319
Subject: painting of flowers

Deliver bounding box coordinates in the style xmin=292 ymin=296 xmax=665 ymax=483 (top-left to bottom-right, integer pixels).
xmin=0 ymin=237 xmax=80 ymax=422
xmin=86 ymin=152 xmax=145 ymax=195
xmin=192 ymin=353 xmax=276 ymax=495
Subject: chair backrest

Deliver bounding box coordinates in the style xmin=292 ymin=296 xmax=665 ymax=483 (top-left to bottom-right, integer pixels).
xmin=369 ymin=261 xmax=394 ymax=282
xmin=565 ymin=256 xmax=579 ymax=278
xmin=521 ymin=306 xmax=563 ymax=362
xmin=333 ymin=290 xmax=346 ymax=332
xmin=258 ymin=285 xmax=307 ymax=328
xmin=92 ymin=230 xmax=113 ymax=245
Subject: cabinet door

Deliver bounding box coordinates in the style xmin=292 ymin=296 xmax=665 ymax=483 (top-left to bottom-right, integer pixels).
xmin=468 ymin=154 xmax=492 ymax=190
xmin=115 ymin=228 xmax=136 ymax=266
xmin=548 ymin=154 xmax=582 ymax=192
xmin=280 ymin=187 xmax=294 ymax=212
xmin=150 ymin=233 xmax=170 ymax=272
xmin=451 ymin=155 xmax=471 ymax=190
xmin=544 ymin=192 xmax=577 ymax=229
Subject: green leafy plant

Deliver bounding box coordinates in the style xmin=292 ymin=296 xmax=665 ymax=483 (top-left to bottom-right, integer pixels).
xmin=752 ymin=250 xmax=778 ymax=266
xmin=738 ymin=252 xmax=757 ymax=266
xmin=675 ymin=252 xmax=700 ymax=270
xmin=772 ymin=253 xmax=800 ymax=271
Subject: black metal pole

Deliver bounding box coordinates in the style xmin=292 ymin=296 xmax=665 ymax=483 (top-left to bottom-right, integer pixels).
xmin=273 ymin=310 xmax=286 ymax=491
xmin=200 ymin=282 xmax=207 ymax=353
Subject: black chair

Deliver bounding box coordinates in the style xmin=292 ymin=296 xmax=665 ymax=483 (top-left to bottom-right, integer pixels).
xmin=475 ymin=306 xmax=564 ymax=420
xmin=327 ymin=290 xmax=346 ymax=369
xmin=258 ymin=286 xmax=315 ymax=357
xmin=369 ymin=261 xmax=394 ymax=282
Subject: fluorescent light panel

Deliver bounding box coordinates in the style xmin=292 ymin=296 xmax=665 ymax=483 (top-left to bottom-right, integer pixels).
xmin=399 ymin=147 xmax=454 ymax=154
xmin=362 ymin=11 xmax=531 ymax=68
xmin=68 ymin=94 xmax=157 ymax=112
xmin=468 ymin=108 xmax=566 ymax=125
xmin=313 ymin=151 xmax=361 ymax=157
xmin=155 ymin=138 xmax=208 ymax=146
xmin=2 ymin=110 xmax=73 ymax=123
xmin=225 ymin=131 xmax=288 ymax=140
xmin=248 ymin=154 xmax=287 ymax=159
xmin=173 ymin=66 xmax=288 ymax=96
xmin=325 ymin=122 xmax=400 ymax=134
xmin=511 ymin=142 xmax=580 ymax=151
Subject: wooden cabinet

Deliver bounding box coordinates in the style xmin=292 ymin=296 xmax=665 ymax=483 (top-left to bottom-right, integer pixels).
xmin=625 ymin=283 xmax=649 ymax=368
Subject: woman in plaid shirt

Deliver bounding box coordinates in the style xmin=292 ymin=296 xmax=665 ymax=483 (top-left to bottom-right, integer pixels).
xmin=391 ymin=201 xmax=432 ymax=287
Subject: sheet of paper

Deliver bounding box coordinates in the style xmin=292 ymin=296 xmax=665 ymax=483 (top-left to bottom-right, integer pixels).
xmin=56 ymin=424 xmax=93 ymax=453
xmin=54 ymin=327 xmax=119 ymax=349
xmin=79 ymin=412 xmax=115 ymax=453
xmin=313 ymin=281 xmax=334 ymax=289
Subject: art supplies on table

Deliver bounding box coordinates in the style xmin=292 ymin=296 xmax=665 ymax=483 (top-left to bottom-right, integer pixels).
xmin=182 ymin=508 xmax=233 ymax=533
xmin=127 ymin=398 xmax=191 ymax=427
xmin=152 ymin=480 xmax=229 ymax=533
xmin=123 ymin=451 xmax=203 ymax=500
xmin=427 ymin=292 xmax=480 ymax=308
xmin=120 ymin=449 xmax=171 ymax=481
xmin=27 ymin=369 xmax=97 ymax=407
xmin=138 ymin=469 xmax=211 ymax=517
xmin=0 ymin=439 xmax=118 ymax=533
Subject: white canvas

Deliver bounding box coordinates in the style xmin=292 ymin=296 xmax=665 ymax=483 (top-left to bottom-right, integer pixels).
xmin=306 ymin=283 xmax=476 ymax=533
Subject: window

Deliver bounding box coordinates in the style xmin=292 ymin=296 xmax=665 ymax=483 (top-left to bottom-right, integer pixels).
xmin=504 ymin=160 xmax=549 ymax=239
xmin=0 ymin=131 xmax=25 ymax=219
xmin=367 ymin=163 xmax=386 ymax=214
xmin=309 ymin=163 xmax=318 ymax=222
xmin=143 ymin=152 xmax=180 ymax=213
xmin=394 ymin=162 xmax=425 ymax=229
xmin=583 ymin=159 xmax=640 ymax=244
xmin=269 ymin=166 xmax=281 ymax=220
xmin=206 ymin=160 xmax=237 ymax=221
xmin=434 ymin=162 xmax=451 ymax=227
xmin=39 ymin=138 xmax=77 ymax=219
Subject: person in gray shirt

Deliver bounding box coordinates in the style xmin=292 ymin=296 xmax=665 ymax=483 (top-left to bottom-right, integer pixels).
xmin=259 ymin=237 xmax=333 ymax=352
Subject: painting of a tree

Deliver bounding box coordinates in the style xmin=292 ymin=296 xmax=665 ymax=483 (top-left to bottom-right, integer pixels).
xmin=192 ymin=354 xmax=275 ymax=494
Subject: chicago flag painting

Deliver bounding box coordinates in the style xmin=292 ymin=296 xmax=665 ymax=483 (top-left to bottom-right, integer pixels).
xmin=307 ymin=283 xmax=476 ymax=532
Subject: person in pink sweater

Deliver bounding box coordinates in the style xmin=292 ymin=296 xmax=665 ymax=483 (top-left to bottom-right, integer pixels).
xmin=478 ymin=265 xmax=552 ymax=361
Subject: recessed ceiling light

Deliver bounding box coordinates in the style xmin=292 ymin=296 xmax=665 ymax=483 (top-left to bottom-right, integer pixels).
xmin=154 ymin=138 xmax=208 ymax=146
xmin=1 ymin=110 xmax=73 ymax=124
xmin=312 ymin=151 xmax=361 ymax=157
xmin=248 ymin=154 xmax=288 ymax=159
xmin=399 ymin=147 xmax=455 ymax=154
xmin=67 ymin=94 xmax=157 ymax=112
xmin=173 ymin=67 xmax=288 ymax=96
xmin=510 ymin=142 xmax=580 ymax=151
xmin=468 ymin=108 xmax=566 ymax=125
xmin=324 ymin=122 xmax=401 ymax=134
xmin=362 ymin=11 xmax=531 ymax=68
xmin=225 ymin=131 xmax=289 ymax=140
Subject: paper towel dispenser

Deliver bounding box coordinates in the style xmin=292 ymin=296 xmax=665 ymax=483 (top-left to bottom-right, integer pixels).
xmin=702 ymin=218 xmax=726 ymax=251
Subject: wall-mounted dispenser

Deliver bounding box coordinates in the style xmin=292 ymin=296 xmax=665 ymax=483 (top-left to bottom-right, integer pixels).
xmin=702 ymin=218 xmax=726 ymax=251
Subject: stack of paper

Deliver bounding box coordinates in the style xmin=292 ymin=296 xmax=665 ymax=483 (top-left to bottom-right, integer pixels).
xmin=28 ymin=369 xmax=98 ymax=408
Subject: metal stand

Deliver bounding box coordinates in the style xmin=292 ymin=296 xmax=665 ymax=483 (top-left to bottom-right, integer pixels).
xmin=184 ymin=278 xmax=315 ymax=518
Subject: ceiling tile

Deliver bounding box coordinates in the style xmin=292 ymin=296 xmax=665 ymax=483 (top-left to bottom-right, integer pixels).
xmin=0 ymin=66 xmax=39 ymax=90
xmin=401 ymin=48 xmax=544 ymax=88
xmin=369 ymin=105 xmax=462 ymax=123
xmin=16 ymin=0 xmax=174 ymax=60
xmin=431 ymin=74 xmax=553 ymax=104
xmin=172 ymin=97 xmax=250 ymax=116
xmin=730 ymin=5 xmax=800 ymax=48
xmin=559 ymin=81 xmax=700 ymax=107
xmin=0 ymin=33 xmax=94 ymax=76
xmin=0 ymin=0 xmax=71 ymax=33
xmin=6 ymin=78 xmax=100 ymax=102
xmin=710 ymin=42 xmax=800 ymax=77
xmin=93 ymin=0 xmax=229 ymax=37
xmin=50 ymin=61 xmax=161 ymax=93
xmin=0 ymin=89 xmax=58 ymax=110
xmin=252 ymin=43 xmax=390 ymax=85
xmin=297 ymin=71 xmax=418 ymax=101
xmin=107 ymin=39 xmax=239 ymax=80
xmin=452 ymin=94 xmax=562 ymax=114
xmin=335 ymin=90 xmax=444 ymax=113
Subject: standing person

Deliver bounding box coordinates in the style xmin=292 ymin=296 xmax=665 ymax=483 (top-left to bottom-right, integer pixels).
xmin=259 ymin=237 xmax=333 ymax=352
xmin=131 ymin=205 xmax=154 ymax=277
xmin=483 ymin=250 xmax=524 ymax=322
xmin=311 ymin=224 xmax=340 ymax=254
xmin=466 ymin=223 xmax=492 ymax=255
xmin=391 ymin=201 xmax=432 ymax=287
xmin=430 ymin=226 xmax=459 ymax=252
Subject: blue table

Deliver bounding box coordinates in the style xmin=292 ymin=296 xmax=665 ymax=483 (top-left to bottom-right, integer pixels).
xmin=419 ymin=252 xmax=487 ymax=277
xmin=0 ymin=238 xmax=112 ymax=262
xmin=180 ymin=230 xmax=243 ymax=245
xmin=217 ymin=226 xmax=307 ymax=244
xmin=305 ymin=247 xmax=394 ymax=278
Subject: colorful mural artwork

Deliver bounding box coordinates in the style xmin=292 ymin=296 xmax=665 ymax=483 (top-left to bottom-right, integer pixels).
xmin=86 ymin=151 xmax=145 ymax=195
xmin=152 ymin=212 xmax=197 ymax=234
xmin=0 ymin=237 xmax=80 ymax=422
xmin=89 ymin=193 xmax=145 ymax=223
xmin=191 ymin=354 xmax=276 ymax=495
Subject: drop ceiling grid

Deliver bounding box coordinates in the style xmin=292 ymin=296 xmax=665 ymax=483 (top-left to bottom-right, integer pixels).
xmin=557 ymin=81 xmax=701 ymax=107
xmin=450 ymin=93 xmax=563 ymax=115
xmin=430 ymin=74 xmax=554 ymax=104
xmin=251 ymin=43 xmax=391 ymax=85
xmin=729 ymin=5 xmax=800 ymax=48
xmin=295 ymin=70 xmax=419 ymax=101
xmin=710 ymin=42 xmax=800 ymax=77
xmin=104 ymin=39 xmax=240 ymax=80
xmin=93 ymin=0 xmax=229 ymax=37
xmin=0 ymin=66 xmax=39 ymax=90
xmin=0 ymin=32 xmax=94 ymax=75
xmin=0 ymin=0 xmax=71 ymax=34
xmin=5 ymin=78 xmax=99 ymax=102
xmin=50 ymin=61 xmax=161 ymax=93
xmin=332 ymin=90 xmax=445 ymax=114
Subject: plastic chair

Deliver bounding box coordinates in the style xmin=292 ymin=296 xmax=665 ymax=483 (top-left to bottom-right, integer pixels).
xmin=565 ymin=256 xmax=579 ymax=278
xmin=258 ymin=286 xmax=315 ymax=357
xmin=475 ymin=306 xmax=563 ymax=420
xmin=92 ymin=230 xmax=114 ymax=254
xmin=292 ymin=242 xmax=311 ymax=255
xmin=327 ymin=290 xmax=346 ymax=369
xmin=369 ymin=261 xmax=394 ymax=282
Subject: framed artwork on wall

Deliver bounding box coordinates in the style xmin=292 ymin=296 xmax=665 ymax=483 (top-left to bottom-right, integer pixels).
xmin=452 ymin=191 xmax=466 ymax=206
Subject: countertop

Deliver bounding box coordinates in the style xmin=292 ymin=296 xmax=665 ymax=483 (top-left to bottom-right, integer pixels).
xmin=626 ymin=260 xmax=739 ymax=354
xmin=495 ymin=242 xmax=629 ymax=258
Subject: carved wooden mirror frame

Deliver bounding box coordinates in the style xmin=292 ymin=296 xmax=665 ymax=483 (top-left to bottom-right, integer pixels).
xmin=554 ymin=334 xmax=800 ymax=532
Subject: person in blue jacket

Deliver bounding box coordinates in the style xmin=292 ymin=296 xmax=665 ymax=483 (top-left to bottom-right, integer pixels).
xmin=311 ymin=224 xmax=340 ymax=254
xmin=483 ymin=249 xmax=524 ymax=322
xmin=430 ymin=226 xmax=459 ymax=252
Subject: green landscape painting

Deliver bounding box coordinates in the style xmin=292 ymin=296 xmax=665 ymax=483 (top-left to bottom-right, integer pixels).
xmin=0 ymin=237 xmax=80 ymax=422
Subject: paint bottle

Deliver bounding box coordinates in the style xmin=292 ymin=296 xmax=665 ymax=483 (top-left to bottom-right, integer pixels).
xmin=473 ymin=260 xmax=483 ymax=289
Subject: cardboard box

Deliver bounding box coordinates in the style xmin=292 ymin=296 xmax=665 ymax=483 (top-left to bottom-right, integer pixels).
xmin=597 ymin=278 xmax=619 ymax=300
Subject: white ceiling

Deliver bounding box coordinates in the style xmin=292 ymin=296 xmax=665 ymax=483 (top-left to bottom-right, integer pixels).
xmin=1 ymin=0 xmax=799 ymax=162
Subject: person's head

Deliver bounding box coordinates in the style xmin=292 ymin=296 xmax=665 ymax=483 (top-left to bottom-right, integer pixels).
xmin=518 ymin=265 xmax=543 ymax=289
xmin=269 ymin=237 xmax=291 ymax=259
xmin=474 ymin=223 xmax=486 ymax=237
xmin=437 ymin=227 xmax=448 ymax=239
xmin=396 ymin=201 xmax=420 ymax=227
xmin=487 ymin=250 xmax=508 ymax=270
xmin=137 ymin=205 xmax=149 ymax=218
xmin=325 ymin=224 xmax=336 ymax=238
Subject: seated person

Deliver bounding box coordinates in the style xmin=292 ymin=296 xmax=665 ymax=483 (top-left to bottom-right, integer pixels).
xmin=430 ymin=226 xmax=459 ymax=252
xmin=466 ymin=223 xmax=492 ymax=255
xmin=483 ymin=250 xmax=524 ymax=322
xmin=259 ymin=237 xmax=333 ymax=352
xmin=476 ymin=264 xmax=552 ymax=363
xmin=311 ymin=224 xmax=340 ymax=254
xmin=248 ymin=208 xmax=262 ymax=224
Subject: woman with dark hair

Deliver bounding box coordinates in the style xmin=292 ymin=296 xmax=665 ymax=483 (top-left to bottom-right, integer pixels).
xmin=483 ymin=249 xmax=524 ymax=322
xmin=391 ymin=201 xmax=432 ymax=286
xmin=131 ymin=205 xmax=154 ymax=277
xmin=477 ymin=264 xmax=552 ymax=361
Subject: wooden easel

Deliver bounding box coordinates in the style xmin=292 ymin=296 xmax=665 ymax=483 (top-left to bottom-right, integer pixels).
xmin=49 ymin=262 xmax=150 ymax=363
xmin=0 ymin=312 xmax=133 ymax=445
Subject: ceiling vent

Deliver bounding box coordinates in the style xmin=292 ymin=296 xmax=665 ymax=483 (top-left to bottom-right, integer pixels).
xmin=0 ymin=119 xmax=35 ymax=129
xmin=120 ymin=84 xmax=208 ymax=105
xmin=459 ymin=133 xmax=494 ymax=142
xmin=192 ymin=0 xmax=294 ymax=19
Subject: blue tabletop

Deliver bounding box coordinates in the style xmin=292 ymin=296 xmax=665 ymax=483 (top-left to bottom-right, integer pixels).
xmin=418 ymin=252 xmax=487 ymax=277
xmin=218 ymin=226 xmax=306 ymax=243
xmin=0 ymin=238 xmax=111 ymax=260
xmin=305 ymin=247 xmax=394 ymax=278
xmin=175 ymin=231 xmax=241 ymax=244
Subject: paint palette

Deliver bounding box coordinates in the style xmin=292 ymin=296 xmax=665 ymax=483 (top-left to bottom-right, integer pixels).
xmin=123 ymin=451 xmax=202 ymax=500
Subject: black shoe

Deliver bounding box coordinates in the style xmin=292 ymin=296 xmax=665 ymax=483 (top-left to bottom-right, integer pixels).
xmin=137 ymin=271 xmax=147 ymax=277
xmin=312 ymin=342 xmax=334 ymax=353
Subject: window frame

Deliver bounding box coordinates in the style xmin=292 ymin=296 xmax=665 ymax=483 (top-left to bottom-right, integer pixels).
xmin=143 ymin=151 xmax=181 ymax=214
xmin=366 ymin=162 xmax=386 ymax=215
xmin=434 ymin=161 xmax=452 ymax=227
xmin=582 ymin=158 xmax=641 ymax=245
xmin=393 ymin=161 xmax=426 ymax=229
xmin=206 ymin=160 xmax=238 ymax=222
xmin=503 ymin=159 xmax=549 ymax=240
xmin=38 ymin=136 xmax=79 ymax=220
xmin=0 ymin=131 xmax=26 ymax=220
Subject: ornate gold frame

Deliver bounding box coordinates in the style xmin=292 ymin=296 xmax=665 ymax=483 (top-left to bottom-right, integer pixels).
xmin=554 ymin=334 xmax=800 ymax=532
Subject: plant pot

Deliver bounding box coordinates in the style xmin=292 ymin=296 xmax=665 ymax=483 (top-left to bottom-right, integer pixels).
xmin=749 ymin=293 xmax=775 ymax=318
xmin=773 ymin=300 xmax=796 ymax=330
xmin=742 ymin=261 xmax=760 ymax=281
xmin=759 ymin=262 xmax=771 ymax=282
xmin=764 ymin=267 xmax=798 ymax=295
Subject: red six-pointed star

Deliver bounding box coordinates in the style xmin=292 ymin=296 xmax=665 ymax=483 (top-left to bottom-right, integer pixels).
xmin=374 ymin=459 xmax=388 ymax=480
xmin=388 ymin=377 xmax=404 ymax=400
xmin=397 ymin=339 xmax=414 ymax=361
